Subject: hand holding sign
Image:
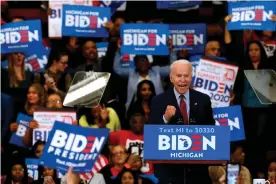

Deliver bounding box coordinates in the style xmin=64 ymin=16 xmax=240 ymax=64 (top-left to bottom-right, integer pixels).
xmin=271 ymin=14 xmax=276 ymax=21
xmin=224 ymin=14 xmax=234 ymax=24
xmin=67 ymin=167 xmax=80 ymax=184
xmin=10 ymin=122 xmax=19 ymax=132
xmin=29 ymin=120 xmax=39 ymax=129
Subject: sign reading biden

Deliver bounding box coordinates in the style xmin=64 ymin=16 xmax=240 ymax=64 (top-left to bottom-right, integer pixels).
xmin=194 ymin=57 xmax=239 ymax=107
xmin=228 ymin=2 xmax=276 ymax=31
xmin=26 ymin=159 xmax=39 ymax=180
xmin=213 ymin=105 xmax=245 ymax=141
xmin=40 ymin=121 xmax=109 ymax=173
xmin=0 ymin=20 xmax=43 ymax=54
xmin=62 ymin=4 xmax=110 ymax=38
xmin=144 ymin=125 xmax=230 ymax=161
xmin=120 ymin=24 xmax=169 ymax=55
xmin=170 ymin=24 xmax=206 ymax=54
xmin=96 ymin=42 xmax=108 ymax=58
xmin=10 ymin=113 xmax=33 ymax=148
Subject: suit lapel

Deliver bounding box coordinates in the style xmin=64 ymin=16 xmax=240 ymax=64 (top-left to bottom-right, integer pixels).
xmin=189 ymin=89 xmax=198 ymax=124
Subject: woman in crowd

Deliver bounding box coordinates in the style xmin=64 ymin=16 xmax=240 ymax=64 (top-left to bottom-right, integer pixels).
xmin=9 ymin=83 xmax=46 ymax=138
xmin=34 ymin=50 xmax=72 ymax=98
xmin=31 ymin=140 xmax=46 ymax=158
xmin=79 ymin=102 xmax=121 ymax=132
xmin=32 ymin=166 xmax=60 ymax=184
xmin=23 ymin=93 xmax=63 ymax=147
xmin=239 ymin=41 xmax=274 ymax=177
xmin=127 ymin=80 xmax=156 ymax=123
xmin=1 ymin=52 xmax=33 ymax=110
xmin=1 ymin=156 xmax=33 ymax=184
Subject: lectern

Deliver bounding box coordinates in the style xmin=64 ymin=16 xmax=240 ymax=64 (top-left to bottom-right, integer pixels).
xmin=144 ymin=125 xmax=230 ymax=165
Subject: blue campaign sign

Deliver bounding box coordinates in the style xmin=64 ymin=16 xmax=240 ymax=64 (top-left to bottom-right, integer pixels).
xmin=120 ymin=24 xmax=169 ymax=55
xmin=96 ymin=42 xmax=108 ymax=58
xmin=24 ymin=46 xmax=51 ymax=73
xmin=1 ymin=60 xmax=8 ymax=69
xmin=157 ymin=1 xmax=202 ymax=9
xmin=99 ymin=0 xmax=126 ymax=14
xmin=189 ymin=55 xmax=201 ymax=85
xmin=40 ymin=121 xmax=110 ymax=173
xmin=1 ymin=20 xmax=43 ymax=54
xmin=10 ymin=113 xmax=33 ymax=147
xmin=170 ymin=24 xmax=206 ymax=54
xmin=120 ymin=54 xmax=135 ymax=68
xmin=144 ymin=125 xmax=230 ymax=161
xmin=26 ymin=158 xmax=39 ymax=180
xmin=228 ymin=1 xmax=276 ymax=31
xmin=1 ymin=46 xmax=50 ymax=73
xmin=213 ymin=105 xmax=245 ymax=141
xmin=62 ymin=5 xmax=110 ymax=38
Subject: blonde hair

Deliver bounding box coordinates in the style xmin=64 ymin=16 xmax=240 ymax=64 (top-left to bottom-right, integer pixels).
xmin=208 ymin=166 xmax=226 ymax=184
xmin=7 ymin=53 xmax=26 ymax=87
xmin=24 ymin=83 xmax=47 ymax=115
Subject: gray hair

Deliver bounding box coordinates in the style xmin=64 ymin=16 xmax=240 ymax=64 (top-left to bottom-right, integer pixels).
xmin=170 ymin=59 xmax=192 ymax=72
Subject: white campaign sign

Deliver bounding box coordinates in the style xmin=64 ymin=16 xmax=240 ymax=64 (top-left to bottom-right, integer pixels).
xmin=194 ymin=58 xmax=239 ymax=107
xmin=48 ymin=0 xmax=93 ymax=38
xmin=33 ymin=110 xmax=76 ymax=144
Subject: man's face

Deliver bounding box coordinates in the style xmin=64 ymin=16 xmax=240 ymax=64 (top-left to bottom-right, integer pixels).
xmin=205 ymin=41 xmax=221 ymax=57
xmin=170 ymin=63 xmax=192 ymax=94
xmin=82 ymin=41 xmax=97 ymax=60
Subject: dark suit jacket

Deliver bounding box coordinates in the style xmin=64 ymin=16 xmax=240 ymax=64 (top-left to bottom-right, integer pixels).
xmin=149 ymin=87 xmax=215 ymax=125
xmin=148 ymin=87 xmax=214 ymax=184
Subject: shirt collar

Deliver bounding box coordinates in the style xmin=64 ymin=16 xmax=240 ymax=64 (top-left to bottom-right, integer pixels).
xmin=173 ymin=88 xmax=189 ymax=100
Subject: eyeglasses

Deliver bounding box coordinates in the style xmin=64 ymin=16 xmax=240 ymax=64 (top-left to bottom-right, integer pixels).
xmin=112 ymin=151 xmax=126 ymax=156
xmin=12 ymin=167 xmax=24 ymax=172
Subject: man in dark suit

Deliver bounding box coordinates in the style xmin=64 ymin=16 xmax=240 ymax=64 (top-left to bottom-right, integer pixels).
xmin=148 ymin=59 xmax=215 ymax=184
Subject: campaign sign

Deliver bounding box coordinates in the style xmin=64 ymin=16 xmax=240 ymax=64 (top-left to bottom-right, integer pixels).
xmin=26 ymin=159 xmax=39 ymax=180
xmin=1 ymin=20 xmax=43 ymax=54
xmin=120 ymin=54 xmax=135 ymax=68
xmin=213 ymin=105 xmax=245 ymax=141
xmin=144 ymin=125 xmax=230 ymax=161
xmin=228 ymin=1 xmax=276 ymax=31
xmin=96 ymin=42 xmax=108 ymax=58
xmin=157 ymin=1 xmax=202 ymax=9
xmin=99 ymin=0 xmax=126 ymax=14
xmin=9 ymin=113 xmax=33 ymax=147
xmin=170 ymin=24 xmax=206 ymax=54
xmin=194 ymin=57 xmax=239 ymax=107
xmin=33 ymin=109 xmax=77 ymax=145
xmin=1 ymin=46 xmax=50 ymax=73
xmin=120 ymin=24 xmax=169 ymax=55
xmin=25 ymin=46 xmax=51 ymax=73
xmin=189 ymin=55 xmax=201 ymax=85
xmin=40 ymin=121 xmax=109 ymax=173
xmin=62 ymin=4 xmax=110 ymax=38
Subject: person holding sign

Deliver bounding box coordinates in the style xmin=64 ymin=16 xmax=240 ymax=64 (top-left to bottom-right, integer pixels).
xmin=148 ymin=59 xmax=215 ymax=184
xmin=1 ymin=52 xmax=33 ymax=109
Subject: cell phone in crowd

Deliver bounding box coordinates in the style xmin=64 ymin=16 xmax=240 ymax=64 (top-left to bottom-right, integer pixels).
xmin=44 ymin=73 xmax=54 ymax=84
xmin=131 ymin=146 xmax=139 ymax=156
xmin=226 ymin=163 xmax=241 ymax=184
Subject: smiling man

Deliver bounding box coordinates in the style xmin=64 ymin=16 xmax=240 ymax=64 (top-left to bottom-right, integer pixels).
xmin=148 ymin=59 xmax=215 ymax=184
